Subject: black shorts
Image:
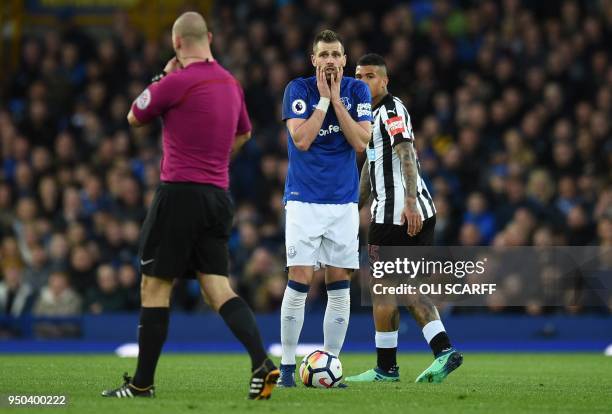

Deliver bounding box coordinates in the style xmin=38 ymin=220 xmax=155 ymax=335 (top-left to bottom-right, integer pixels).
xmin=368 ymin=217 xmax=436 ymax=306
xmin=138 ymin=182 xmax=233 ymax=279
xmin=368 ymin=216 xmax=436 ymax=246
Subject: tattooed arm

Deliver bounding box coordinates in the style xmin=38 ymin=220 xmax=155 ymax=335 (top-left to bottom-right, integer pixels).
xmin=358 ymin=159 xmax=372 ymax=210
xmin=394 ymin=141 xmax=422 ymax=236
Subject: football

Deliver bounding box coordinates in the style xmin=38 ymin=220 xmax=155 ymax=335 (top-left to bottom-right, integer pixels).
xmin=299 ymin=350 xmax=343 ymax=388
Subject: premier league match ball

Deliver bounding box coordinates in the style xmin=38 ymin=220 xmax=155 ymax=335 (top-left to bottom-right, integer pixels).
xmin=299 ymin=350 xmax=343 ymax=388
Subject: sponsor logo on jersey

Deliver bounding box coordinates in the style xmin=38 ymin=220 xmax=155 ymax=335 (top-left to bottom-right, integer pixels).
xmin=357 ymin=103 xmax=371 ymax=117
xmin=367 ymin=148 xmax=376 ymax=161
xmin=318 ymin=124 xmax=342 ymax=136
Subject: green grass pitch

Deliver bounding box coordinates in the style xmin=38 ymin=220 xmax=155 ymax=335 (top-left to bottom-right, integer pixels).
xmin=1 ymin=353 xmax=611 ymax=413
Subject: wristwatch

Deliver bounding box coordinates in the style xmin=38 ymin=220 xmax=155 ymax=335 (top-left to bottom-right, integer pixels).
xmin=151 ymin=70 xmax=167 ymax=83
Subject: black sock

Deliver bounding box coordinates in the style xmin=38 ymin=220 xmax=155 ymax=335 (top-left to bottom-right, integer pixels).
xmin=429 ymin=332 xmax=452 ymax=357
xmin=219 ymin=297 xmax=268 ymax=371
xmin=376 ymin=347 xmax=397 ymax=372
xmin=132 ymin=307 xmax=169 ymax=388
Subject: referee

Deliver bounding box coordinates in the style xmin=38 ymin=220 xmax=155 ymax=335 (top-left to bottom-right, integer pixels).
xmin=101 ymin=12 xmax=279 ymax=400
xmin=346 ymin=54 xmax=462 ymax=384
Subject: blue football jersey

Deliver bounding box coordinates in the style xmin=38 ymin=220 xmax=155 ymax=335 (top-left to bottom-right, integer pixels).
xmin=281 ymin=76 xmax=372 ymax=204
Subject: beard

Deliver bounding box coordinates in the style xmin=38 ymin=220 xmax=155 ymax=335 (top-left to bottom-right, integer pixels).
xmin=324 ymin=66 xmax=338 ymax=82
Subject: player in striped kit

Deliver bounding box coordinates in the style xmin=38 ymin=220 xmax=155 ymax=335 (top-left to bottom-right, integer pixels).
xmin=346 ymin=54 xmax=462 ymax=383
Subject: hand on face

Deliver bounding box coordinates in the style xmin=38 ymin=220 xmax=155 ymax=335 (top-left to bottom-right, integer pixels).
xmin=316 ymin=65 xmax=331 ymax=99
xmin=163 ymin=56 xmax=183 ymax=74
xmin=329 ymin=66 xmax=343 ymax=102
xmin=323 ymin=64 xmax=338 ymax=80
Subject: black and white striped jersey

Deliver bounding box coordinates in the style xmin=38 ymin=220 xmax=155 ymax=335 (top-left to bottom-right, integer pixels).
xmin=367 ymin=94 xmax=436 ymax=225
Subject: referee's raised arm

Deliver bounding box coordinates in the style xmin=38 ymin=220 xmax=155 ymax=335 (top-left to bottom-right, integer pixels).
xmin=127 ymin=57 xmax=182 ymax=128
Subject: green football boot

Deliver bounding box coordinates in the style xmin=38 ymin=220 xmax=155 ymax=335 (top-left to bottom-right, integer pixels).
xmin=346 ymin=366 xmax=400 ymax=382
xmin=415 ymin=348 xmax=463 ymax=383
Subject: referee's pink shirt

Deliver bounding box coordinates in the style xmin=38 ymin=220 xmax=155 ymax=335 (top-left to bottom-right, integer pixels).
xmin=131 ymin=60 xmax=251 ymax=190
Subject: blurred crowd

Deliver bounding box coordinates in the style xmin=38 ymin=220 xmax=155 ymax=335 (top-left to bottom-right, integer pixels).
xmin=0 ymin=0 xmax=611 ymax=333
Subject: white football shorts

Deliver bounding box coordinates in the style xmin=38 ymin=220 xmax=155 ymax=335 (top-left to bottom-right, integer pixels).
xmin=285 ymin=200 xmax=360 ymax=269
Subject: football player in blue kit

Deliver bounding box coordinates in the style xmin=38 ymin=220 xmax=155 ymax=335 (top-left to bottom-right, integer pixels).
xmin=277 ymin=29 xmax=373 ymax=387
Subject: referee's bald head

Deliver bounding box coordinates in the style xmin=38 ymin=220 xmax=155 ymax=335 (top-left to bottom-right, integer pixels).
xmin=173 ymin=12 xmax=208 ymax=45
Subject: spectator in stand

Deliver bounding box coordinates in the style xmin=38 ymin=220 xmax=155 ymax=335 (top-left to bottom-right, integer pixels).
xmin=32 ymin=271 xmax=82 ymax=338
xmin=85 ymin=264 xmax=128 ymax=314
xmin=22 ymin=244 xmax=52 ymax=290
xmin=463 ymin=192 xmax=496 ymax=245
xmin=0 ymin=266 xmax=35 ymax=337
xmin=117 ymin=263 xmax=140 ymax=310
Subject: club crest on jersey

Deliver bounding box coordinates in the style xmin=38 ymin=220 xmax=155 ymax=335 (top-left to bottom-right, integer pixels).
xmin=287 ymin=246 xmax=297 ymax=258
xmin=385 ymin=116 xmax=406 ymax=136
xmin=340 ymin=97 xmax=351 ymax=110
xmin=292 ymin=99 xmax=307 ymax=115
